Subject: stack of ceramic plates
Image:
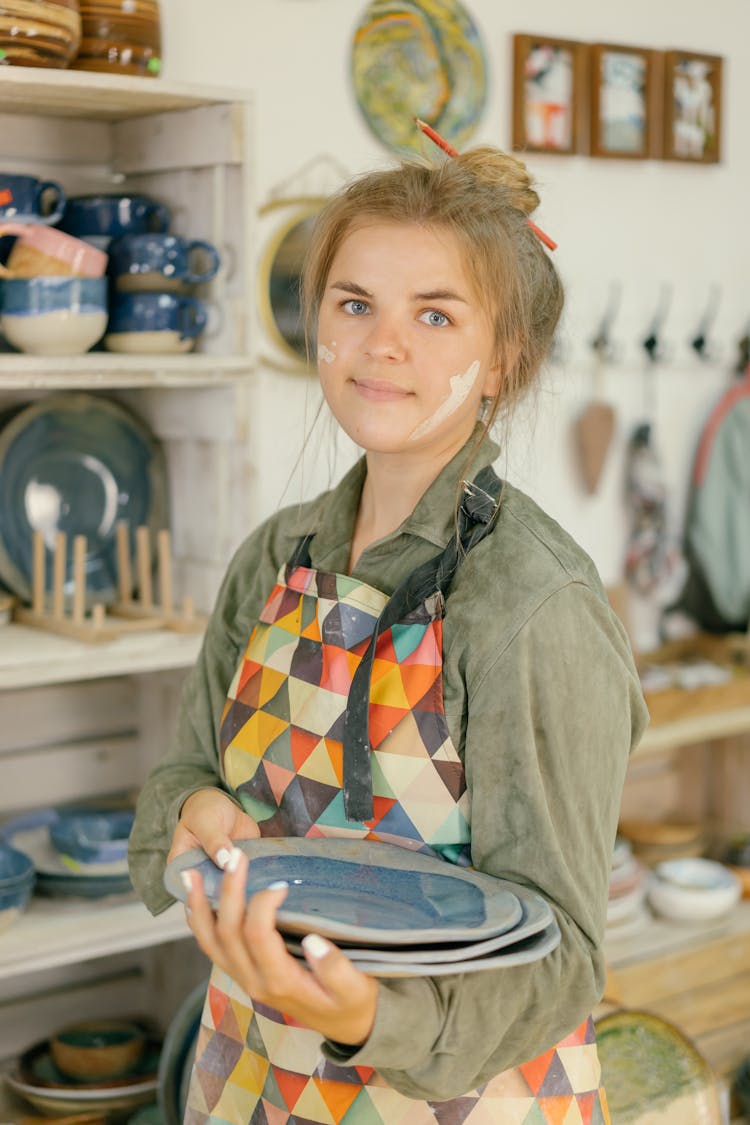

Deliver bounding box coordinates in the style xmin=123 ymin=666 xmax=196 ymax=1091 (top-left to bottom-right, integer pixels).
xmin=5 ymin=1036 xmax=161 ymax=1119
xmin=165 ymin=838 xmax=560 ymax=978
xmin=0 ymin=807 xmax=133 ymax=899
xmin=605 ymin=836 xmax=649 ymax=941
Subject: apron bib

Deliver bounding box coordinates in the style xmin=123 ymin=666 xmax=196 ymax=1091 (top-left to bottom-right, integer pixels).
xmin=185 ymin=470 xmax=611 ymax=1125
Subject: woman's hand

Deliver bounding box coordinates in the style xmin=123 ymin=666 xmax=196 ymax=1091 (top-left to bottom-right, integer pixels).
xmin=168 ymin=787 xmax=260 ymax=870
xmin=182 ymin=847 xmax=378 ymax=1047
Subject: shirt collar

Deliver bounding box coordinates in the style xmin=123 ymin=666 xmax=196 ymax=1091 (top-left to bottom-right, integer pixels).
xmin=303 ymin=425 xmax=500 ymax=568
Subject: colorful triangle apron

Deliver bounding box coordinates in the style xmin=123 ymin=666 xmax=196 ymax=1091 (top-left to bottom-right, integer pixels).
xmin=185 ymin=468 xmax=611 ymax=1125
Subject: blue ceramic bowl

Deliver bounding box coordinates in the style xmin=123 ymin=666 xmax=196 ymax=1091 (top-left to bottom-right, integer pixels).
xmin=0 ymin=840 xmax=35 ymax=887
xmin=49 ymin=810 xmax=135 ymax=865
xmin=0 ymin=276 xmax=108 ymax=356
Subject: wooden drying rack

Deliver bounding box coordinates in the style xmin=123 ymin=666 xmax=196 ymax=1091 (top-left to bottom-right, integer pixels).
xmin=15 ymin=523 xmax=206 ymax=643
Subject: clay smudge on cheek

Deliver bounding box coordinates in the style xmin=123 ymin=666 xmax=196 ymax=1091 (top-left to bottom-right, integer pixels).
xmin=409 ymin=360 xmax=480 ymax=440
xmin=318 ymin=343 xmax=336 ymax=364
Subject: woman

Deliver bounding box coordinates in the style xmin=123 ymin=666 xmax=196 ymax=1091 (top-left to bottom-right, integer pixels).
xmin=129 ymin=139 xmax=648 ymax=1124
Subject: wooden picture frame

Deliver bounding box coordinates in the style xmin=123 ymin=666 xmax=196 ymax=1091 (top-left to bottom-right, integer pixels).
xmin=663 ymin=51 xmax=722 ymax=163
xmin=512 ymin=34 xmax=588 ymax=155
xmin=589 ymin=43 xmax=661 ymax=159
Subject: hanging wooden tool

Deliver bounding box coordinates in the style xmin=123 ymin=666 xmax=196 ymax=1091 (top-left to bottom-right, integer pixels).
xmin=572 ymin=282 xmax=620 ymax=494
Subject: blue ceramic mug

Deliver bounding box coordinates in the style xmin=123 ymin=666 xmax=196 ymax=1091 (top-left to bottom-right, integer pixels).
xmin=108 ymin=232 xmax=221 ymax=292
xmin=58 ymin=194 xmax=170 ymax=250
xmin=0 ymin=174 xmax=66 ymax=226
xmin=0 ymin=276 xmax=108 ymax=356
xmin=105 ymin=291 xmax=207 ymax=354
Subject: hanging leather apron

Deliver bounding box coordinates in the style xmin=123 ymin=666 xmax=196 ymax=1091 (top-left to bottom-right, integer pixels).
xmin=184 ymin=468 xmax=611 ymax=1125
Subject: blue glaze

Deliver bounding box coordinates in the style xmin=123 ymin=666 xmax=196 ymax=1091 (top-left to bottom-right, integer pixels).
xmin=195 ymin=854 xmax=486 ymax=929
xmin=0 ymin=276 xmax=107 ymax=315
xmin=0 ymin=173 xmax=66 ymax=225
xmin=108 ymin=292 xmax=207 ymax=341
xmin=108 ymin=233 xmax=220 ymax=285
xmin=50 ymin=810 xmax=135 ymax=865
xmin=59 ymin=194 xmax=170 ymax=240
xmin=0 ymin=841 xmax=35 ymax=886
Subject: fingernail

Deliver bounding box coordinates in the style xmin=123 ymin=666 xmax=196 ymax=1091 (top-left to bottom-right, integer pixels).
xmin=216 ymin=847 xmax=232 ymax=870
xmin=225 ymin=847 xmax=243 ymax=873
xmin=180 ymin=871 xmax=193 ymax=893
xmin=302 ymin=933 xmax=330 ymax=959
xmin=267 ymin=880 xmax=288 ymax=891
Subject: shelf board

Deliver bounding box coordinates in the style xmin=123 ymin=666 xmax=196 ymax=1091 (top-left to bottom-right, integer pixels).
xmin=0 ymin=894 xmax=189 ymax=981
xmin=605 ymin=898 xmax=750 ymax=969
xmin=0 ymin=623 xmax=202 ymax=689
xmin=0 ymin=353 xmax=253 ymax=389
xmin=0 ymin=68 xmax=250 ymax=119
xmin=636 ymin=705 xmax=750 ymax=756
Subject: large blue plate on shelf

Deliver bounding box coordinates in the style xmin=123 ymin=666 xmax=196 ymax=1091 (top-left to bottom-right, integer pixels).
xmin=0 ymin=392 xmax=168 ymax=604
xmin=157 ymin=979 xmax=207 ymax=1125
xmin=164 ymin=837 xmax=525 ymax=945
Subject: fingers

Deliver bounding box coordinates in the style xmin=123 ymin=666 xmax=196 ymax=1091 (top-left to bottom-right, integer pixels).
xmin=177 ymin=789 xmax=261 ymax=869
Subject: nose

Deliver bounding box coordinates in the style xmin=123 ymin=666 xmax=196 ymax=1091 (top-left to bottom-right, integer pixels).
xmin=363 ymin=312 xmax=407 ymax=362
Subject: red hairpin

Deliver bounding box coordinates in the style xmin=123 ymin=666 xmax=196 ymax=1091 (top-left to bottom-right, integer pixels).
xmin=415 ymin=119 xmax=558 ymax=252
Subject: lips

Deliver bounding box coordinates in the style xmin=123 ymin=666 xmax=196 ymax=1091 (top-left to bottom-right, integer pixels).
xmin=351 ymin=378 xmax=413 ymax=402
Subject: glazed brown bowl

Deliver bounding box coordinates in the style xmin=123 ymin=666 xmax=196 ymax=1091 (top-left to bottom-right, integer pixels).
xmin=50 ymin=1020 xmax=146 ymax=1081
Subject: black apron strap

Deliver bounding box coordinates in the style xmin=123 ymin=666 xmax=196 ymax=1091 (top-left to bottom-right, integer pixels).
xmin=342 ymin=465 xmax=504 ymax=821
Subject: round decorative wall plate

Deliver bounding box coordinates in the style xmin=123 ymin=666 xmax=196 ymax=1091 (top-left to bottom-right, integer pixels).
xmin=351 ymin=0 xmax=487 ymax=154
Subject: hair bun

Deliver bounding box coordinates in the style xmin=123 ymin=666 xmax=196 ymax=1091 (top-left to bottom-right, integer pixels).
xmin=456 ymin=146 xmax=540 ymax=216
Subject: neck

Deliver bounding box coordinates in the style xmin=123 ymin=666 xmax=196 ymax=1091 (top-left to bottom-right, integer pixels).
xmin=348 ymin=426 xmax=478 ymax=570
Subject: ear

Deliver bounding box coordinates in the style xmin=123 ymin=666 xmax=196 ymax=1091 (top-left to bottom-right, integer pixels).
xmin=483 ymin=341 xmax=521 ymax=397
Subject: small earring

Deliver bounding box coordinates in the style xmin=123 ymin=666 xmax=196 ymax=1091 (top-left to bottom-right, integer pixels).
xmin=479 ymin=395 xmax=495 ymax=423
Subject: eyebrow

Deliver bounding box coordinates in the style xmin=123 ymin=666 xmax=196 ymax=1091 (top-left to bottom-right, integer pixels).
xmin=329 ymin=281 xmax=469 ymax=304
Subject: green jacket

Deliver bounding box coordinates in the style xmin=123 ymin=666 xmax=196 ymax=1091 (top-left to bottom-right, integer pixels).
xmin=129 ymin=431 xmax=648 ymax=1100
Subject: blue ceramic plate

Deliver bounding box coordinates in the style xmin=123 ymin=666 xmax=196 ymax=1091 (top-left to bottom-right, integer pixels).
xmin=0 ymin=392 xmax=168 ymax=604
xmin=351 ymin=0 xmax=487 ymax=154
xmin=165 ymin=837 xmax=524 ymax=945
xmin=283 ymin=883 xmax=553 ymax=964
xmin=157 ymin=979 xmax=207 ymax=1125
xmin=293 ymin=918 xmax=561 ymax=977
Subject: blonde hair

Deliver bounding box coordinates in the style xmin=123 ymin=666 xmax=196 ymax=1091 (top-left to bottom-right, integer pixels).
xmin=301 ymin=145 xmax=564 ymax=434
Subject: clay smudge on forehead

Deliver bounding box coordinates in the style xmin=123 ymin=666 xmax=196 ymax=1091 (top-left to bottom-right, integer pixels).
xmin=409 ymin=360 xmax=480 ymax=440
xmin=318 ymin=343 xmax=336 ymax=364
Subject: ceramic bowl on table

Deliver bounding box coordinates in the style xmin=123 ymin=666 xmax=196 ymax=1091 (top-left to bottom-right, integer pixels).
xmin=0 ymin=839 xmax=35 ymax=932
xmin=51 ymin=1020 xmax=147 ymax=1082
xmin=50 ymin=809 xmax=135 ymax=867
xmin=0 ymin=275 xmax=108 ymax=355
xmin=647 ymin=857 xmax=741 ymax=922
xmin=0 ymin=0 xmax=81 ymax=69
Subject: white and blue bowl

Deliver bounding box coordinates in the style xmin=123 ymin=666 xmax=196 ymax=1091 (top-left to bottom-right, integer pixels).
xmin=50 ymin=810 xmax=135 ymax=867
xmin=0 ymin=840 xmax=35 ymax=932
xmin=0 ymin=276 xmax=108 ymax=356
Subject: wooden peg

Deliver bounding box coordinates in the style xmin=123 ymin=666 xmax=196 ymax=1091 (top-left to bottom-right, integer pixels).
xmin=72 ymin=534 xmax=86 ymax=624
xmin=32 ymin=530 xmax=45 ymax=614
xmin=157 ymin=529 xmax=173 ymax=616
xmin=52 ymin=531 xmax=66 ymax=620
xmin=116 ymin=521 xmax=133 ymax=605
xmin=136 ymin=526 xmax=152 ymax=610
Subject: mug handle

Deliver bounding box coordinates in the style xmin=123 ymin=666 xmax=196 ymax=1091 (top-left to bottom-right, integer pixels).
xmin=184 ymin=240 xmax=221 ymax=285
xmin=176 ymin=298 xmax=208 ymax=340
xmin=145 ymin=202 xmax=170 ymax=233
xmin=36 ymin=181 xmax=67 ymax=227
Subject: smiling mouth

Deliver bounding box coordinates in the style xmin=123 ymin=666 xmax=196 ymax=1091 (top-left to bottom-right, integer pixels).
xmin=351 ymin=378 xmax=413 ymax=401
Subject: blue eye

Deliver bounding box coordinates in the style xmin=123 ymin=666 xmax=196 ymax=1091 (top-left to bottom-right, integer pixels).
xmin=343 ymin=299 xmax=369 ymax=316
xmin=419 ymin=310 xmax=450 ymax=327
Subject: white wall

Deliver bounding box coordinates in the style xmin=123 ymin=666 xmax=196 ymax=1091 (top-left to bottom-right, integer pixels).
xmin=159 ymin=0 xmax=748 ymax=647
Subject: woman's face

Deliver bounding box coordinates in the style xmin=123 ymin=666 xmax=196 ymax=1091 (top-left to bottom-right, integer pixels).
xmin=316 ymin=220 xmax=500 ymax=459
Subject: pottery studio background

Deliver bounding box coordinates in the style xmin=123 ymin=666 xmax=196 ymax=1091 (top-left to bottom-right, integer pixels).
xmin=159 ymin=0 xmax=747 ymax=654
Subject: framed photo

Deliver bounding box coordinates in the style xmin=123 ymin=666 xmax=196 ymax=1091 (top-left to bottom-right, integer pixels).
xmin=589 ymin=43 xmax=661 ymax=159
xmin=512 ymin=34 xmax=588 ymax=155
xmin=663 ymin=51 xmax=722 ymax=162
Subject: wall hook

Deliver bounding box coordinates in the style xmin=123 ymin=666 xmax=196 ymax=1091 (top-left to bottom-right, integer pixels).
xmin=736 ymin=323 xmax=750 ymax=376
xmin=642 ymin=283 xmax=673 ymax=364
xmin=691 ymin=283 xmax=722 ymax=361
xmin=590 ymin=280 xmax=622 ymax=363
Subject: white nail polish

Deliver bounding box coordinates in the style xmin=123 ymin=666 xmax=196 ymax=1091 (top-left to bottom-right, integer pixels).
xmin=180 ymin=871 xmax=193 ymax=893
xmin=216 ymin=847 xmax=232 ymax=870
xmin=267 ymin=880 xmax=288 ymax=891
xmin=302 ymin=933 xmax=330 ymax=959
xmin=225 ymin=846 xmax=243 ymax=873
